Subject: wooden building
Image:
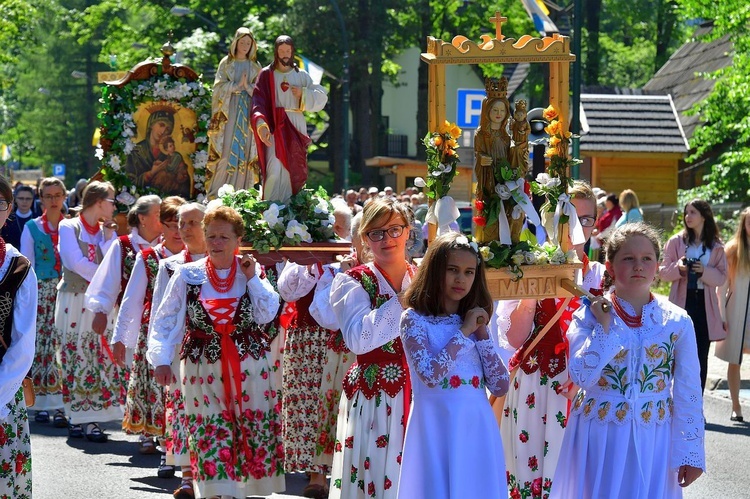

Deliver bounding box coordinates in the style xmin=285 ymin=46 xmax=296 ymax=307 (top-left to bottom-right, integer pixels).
xmin=366 ymin=156 xmax=474 ymax=202
xmin=578 ymin=94 xmax=688 ymax=205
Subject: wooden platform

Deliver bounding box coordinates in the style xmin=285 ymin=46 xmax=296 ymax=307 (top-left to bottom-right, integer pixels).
xmin=485 ymin=263 xmax=582 ymax=300
xmin=240 ymin=241 xmax=351 ymax=267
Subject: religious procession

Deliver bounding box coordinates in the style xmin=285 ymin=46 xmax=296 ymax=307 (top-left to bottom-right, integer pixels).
xmin=4 ymin=4 xmax=750 ymax=499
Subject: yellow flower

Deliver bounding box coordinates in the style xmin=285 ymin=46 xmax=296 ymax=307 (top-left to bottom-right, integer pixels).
xmin=439 ymin=120 xmax=451 ymax=135
xmin=543 ymin=105 xmax=558 ymax=121
xmin=449 ymin=124 xmax=462 ymax=139
xmin=545 ymin=120 xmax=563 ymax=136
xmin=549 ymin=136 xmax=561 ymax=147
xmin=545 ymin=147 xmax=558 ymax=158
xmin=446 ymin=138 xmax=458 ymax=149
xmin=434 ymin=136 xmax=443 ymax=147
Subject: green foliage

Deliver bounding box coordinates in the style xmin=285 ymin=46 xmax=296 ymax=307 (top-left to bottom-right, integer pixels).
xmin=219 ymin=186 xmax=335 ymax=253
xmin=675 ymin=0 xmax=750 ymax=205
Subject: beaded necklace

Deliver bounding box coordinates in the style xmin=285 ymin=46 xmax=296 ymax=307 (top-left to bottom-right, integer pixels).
xmin=80 ymin=214 xmax=100 ymax=236
xmin=611 ymin=292 xmax=653 ymax=329
xmin=205 ymin=256 xmax=237 ymax=293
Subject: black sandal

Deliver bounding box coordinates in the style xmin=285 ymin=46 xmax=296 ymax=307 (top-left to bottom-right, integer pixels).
xmin=84 ymin=423 xmax=108 ymax=443
xmin=68 ymin=423 xmax=84 ymax=439
xmin=53 ymin=410 xmax=68 ymax=428
xmin=158 ymin=453 xmax=176 ymax=478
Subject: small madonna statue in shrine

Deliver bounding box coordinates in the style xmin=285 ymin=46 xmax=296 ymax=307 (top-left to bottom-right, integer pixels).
xmin=474 ymin=78 xmax=533 ymax=245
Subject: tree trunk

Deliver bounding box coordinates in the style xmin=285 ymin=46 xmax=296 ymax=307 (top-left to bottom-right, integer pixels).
xmin=329 ymin=83 xmax=343 ymax=192
xmin=584 ymin=0 xmax=601 ymax=86
xmin=655 ymin=0 xmax=678 ymax=72
xmin=415 ymin=2 xmax=431 ymax=161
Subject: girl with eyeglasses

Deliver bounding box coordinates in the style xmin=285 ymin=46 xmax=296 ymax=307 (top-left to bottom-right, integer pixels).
xmin=55 ymin=180 xmax=121 ymax=442
xmin=19 ymin=177 xmax=68 ymax=428
xmin=495 ymin=181 xmax=606 ymax=498
xmin=328 ymin=198 xmax=416 ymax=499
xmin=0 ymin=174 xmax=39 ymax=498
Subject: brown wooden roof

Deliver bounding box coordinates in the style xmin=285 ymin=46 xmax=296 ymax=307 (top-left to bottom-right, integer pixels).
xmin=642 ymin=23 xmax=733 ymax=140
xmin=579 ymin=94 xmax=689 ymax=154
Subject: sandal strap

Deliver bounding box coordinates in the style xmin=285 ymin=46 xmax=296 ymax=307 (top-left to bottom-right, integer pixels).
xmin=85 ymin=423 xmax=103 ymax=435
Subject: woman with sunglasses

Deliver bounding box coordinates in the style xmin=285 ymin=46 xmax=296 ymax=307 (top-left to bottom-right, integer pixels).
xmin=0 ymin=174 xmax=38 ymax=498
xmin=19 ymin=177 xmax=67 ymax=427
xmin=55 ymin=181 xmax=120 ymax=442
xmin=328 ymin=198 xmax=416 ymax=499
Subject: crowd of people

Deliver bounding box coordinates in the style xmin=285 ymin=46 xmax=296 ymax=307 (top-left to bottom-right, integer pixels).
xmin=0 ymin=173 xmax=748 ymax=499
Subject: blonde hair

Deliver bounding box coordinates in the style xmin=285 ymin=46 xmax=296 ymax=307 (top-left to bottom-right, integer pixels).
xmin=160 ymin=196 xmax=186 ymax=223
xmin=39 ymin=177 xmax=67 ymax=197
xmin=726 ymin=207 xmax=750 ymax=276
xmin=81 ymin=181 xmax=114 ymax=211
xmin=358 ymin=198 xmax=412 ymax=241
xmin=568 ymin=180 xmax=596 ymax=205
xmin=619 ymin=189 xmax=640 ymax=212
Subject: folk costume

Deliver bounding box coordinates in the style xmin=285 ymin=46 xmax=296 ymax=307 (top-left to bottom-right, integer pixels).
xmin=551 ymin=294 xmax=706 ymax=498
xmin=309 ymin=263 xmax=355 ymax=472
xmin=113 ymin=243 xmax=177 ymax=437
xmin=0 ymin=244 xmax=37 ymax=499
xmin=21 ymin=215 xmax=63 ymax=413
xmin=56 ymin=217 xmax=120 ymax=425
xmin=328 ymin=262 xmax=415 ymax=499
xmin=497 ymin=259 xmax=605 ymax=498
xmin=150 ymin=258 xmax=284 ymax=498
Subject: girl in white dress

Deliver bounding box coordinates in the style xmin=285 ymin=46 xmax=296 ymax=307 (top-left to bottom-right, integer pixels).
xmin=552 ymin=222 xmax=705 ymax=498
xmin=328 ymin=199 xmax=416 ymax=499
xmin=398 ymin=232 xmax=509 ymax=499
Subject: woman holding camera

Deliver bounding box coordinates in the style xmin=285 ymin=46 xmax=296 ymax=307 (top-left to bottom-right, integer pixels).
xmin=660 ymin=199 xmax=727 ymax=392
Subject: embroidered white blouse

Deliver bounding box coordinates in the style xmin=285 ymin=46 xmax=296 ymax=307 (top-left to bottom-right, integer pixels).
xmin=57 ymin=217 xmax=117 ymax=284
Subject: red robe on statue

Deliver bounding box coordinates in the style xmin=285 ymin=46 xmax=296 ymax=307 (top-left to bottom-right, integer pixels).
xmin=251 ymin=66 xmax=311 ymax=197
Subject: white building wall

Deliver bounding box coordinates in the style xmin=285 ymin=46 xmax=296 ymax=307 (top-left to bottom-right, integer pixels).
xmin=382 ymin=46 xmax=484 ymax=158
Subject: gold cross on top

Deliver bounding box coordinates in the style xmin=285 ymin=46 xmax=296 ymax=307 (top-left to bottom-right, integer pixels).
xmin=489 ymin=12 xmax=508 ymax=40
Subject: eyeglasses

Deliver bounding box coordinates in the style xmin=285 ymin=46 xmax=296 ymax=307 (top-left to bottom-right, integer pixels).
xmin=103 ymin=198 xmax=116 ymax=204
xmin=163 ymin=222 xmax=179 ymax=231
xmin=43 ymin=194 xmax=65 ymax=201
xmin=366 ymin=224 xmax=407 ymax=242
xmin=578 ymin=216 xmax=596 ymax=227
xmin=0 ymin=200 xmax=9 ymax=212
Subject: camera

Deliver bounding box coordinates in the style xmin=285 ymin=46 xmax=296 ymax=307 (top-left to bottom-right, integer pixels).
xmin=685 ymin=258 xmax=701 ymax=289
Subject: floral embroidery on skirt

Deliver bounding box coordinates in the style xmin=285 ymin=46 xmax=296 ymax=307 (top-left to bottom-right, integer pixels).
xmin=31 ymin=278 xmax=64 ymax=411
xmin=56 ymin=292 xmax=126 ymax=424
xmin=0 ymin=388 xmax=32 ymax=499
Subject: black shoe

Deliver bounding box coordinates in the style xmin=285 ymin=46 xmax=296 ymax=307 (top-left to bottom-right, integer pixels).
xmin=731 ymin=411 xmax=744 ymax=422
xmin=84 ymin=423 xmax=108 ymax=443
xmin=35 ymin=411 xmax=50 ymax=423
xmin=157 ymin=453 xmax=176 ymax=478
xmin=68 ymin=423 xmax=84 ymax=439
xmin=52 ymin=410 xmax=68 ymax=428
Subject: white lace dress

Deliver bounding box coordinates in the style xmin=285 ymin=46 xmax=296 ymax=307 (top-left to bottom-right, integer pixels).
xmin=551 ymin=294 xmax=706 ymax=498
xmin=397 ymin=310 xmax=510 ymax=499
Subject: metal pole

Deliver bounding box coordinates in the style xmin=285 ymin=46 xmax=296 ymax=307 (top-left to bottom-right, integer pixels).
xmin=330 ymin=0 xmax=349 ymax=190
xmin=571 ymin=0 xmax=582 ymax=179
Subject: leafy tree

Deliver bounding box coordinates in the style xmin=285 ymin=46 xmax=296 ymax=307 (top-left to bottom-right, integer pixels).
xmin=675 ymin=0 xmax=750 ymax=203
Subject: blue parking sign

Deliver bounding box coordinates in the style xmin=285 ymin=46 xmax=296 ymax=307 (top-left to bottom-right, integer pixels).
xmin=456 ymin=89 xmax=486 ymax=129
xmin=52 ymin=163 xmax=65 ymax=178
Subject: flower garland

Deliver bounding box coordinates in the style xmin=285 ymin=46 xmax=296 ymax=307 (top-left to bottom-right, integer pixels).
xmin=97 ymin=70 xmax=211 ymax=203
xmin=218 ymin=184 xmax=336 ymax=253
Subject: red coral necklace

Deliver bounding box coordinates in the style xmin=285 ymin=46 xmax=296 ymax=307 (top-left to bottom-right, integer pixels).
xmin=206 ymin=256 xmax=237 ymax=293
xmin=611 ymin=292 xmax=652 ymax=328
xmin=80 ymin=214 xmax=100 ymax=236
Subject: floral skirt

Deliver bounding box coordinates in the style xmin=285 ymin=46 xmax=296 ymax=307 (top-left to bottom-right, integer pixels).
xmin=165 ymin=379 xmax=190 ymax=467
xmin=501 ymin=368 xmax=569 ymax=498
xmin=328 ymin=389 xmax=406 ymax=499
xmin=182 ymin=353 xmax=285 ymax=498
xmin=31 ymin=278 xmax=64 ymax=411
xmin=123 ymin=319 xmax=165 ymax=437
xmin=282 ymin=324 xmax=329 ymax=473
xmin=0 ymin=388 xmax=32 ymax=499
xmin=56 ymin=291 xmax=126 ymax=425
xmin=313 ymin=347 xmax=354 ymax=470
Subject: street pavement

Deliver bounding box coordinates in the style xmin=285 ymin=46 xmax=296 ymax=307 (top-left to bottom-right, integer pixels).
xmin=29 ymin=344 xmax=750 ymax=498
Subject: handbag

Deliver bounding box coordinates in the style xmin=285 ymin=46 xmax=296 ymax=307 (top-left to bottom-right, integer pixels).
xmin=22 ymin=377 xmax=35 ymax=408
